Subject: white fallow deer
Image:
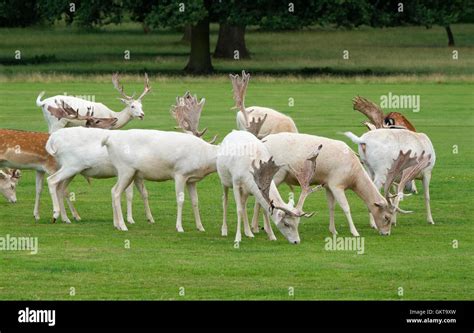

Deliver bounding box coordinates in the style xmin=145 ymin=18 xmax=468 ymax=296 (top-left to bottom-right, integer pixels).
xmin=102 ymin=98 xmax=218 ymax=231
xmin=251 ymin=133 xmax=398 ymax=236
xmin=36 ymin=73 xmax=151 ymax=133
xmin=229 ymin=71 xmax=298 ymax=139
xmin=352 ymin=96 xmax=419 ymax=193
xmin=0 ymin=129 xmax=79 ymax=222
xmin=344 ymin=128 xmax=436 ymax=227
xmin=0 ymin=169 xmax=21 ymax=203
xmin=46 ymin=126 xmax=155 ymax=225
xmin=217 ymin=130 xmax=320 ymax=244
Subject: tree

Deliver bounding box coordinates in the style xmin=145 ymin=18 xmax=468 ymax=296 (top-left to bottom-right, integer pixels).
xmin=0 ymin=0 xmax=41 ymax=27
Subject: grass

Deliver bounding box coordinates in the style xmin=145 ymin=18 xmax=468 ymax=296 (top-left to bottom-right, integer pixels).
xmin=0 ymin=78 xmax=472 ymax=300
xmin=1 ymin=23 xmax=474 ymax=75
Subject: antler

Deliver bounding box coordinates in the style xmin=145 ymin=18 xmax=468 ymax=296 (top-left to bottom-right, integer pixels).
xmin=292 ymin=144 xmax=323 ymax=212
xmin=137 ymin=73 xmax=151 ymax=100
xmin=171 ymin=92 xmax=207 ymax=138
xmin=251 ymin=157 xmax=281 ymax=212
xmin=396 ymin=151 xmax=431 ymax=197
xmin=229 ymin=70 xmax=251 ymax=127
xmin=51 ymin=101 xmax=117 ymax=129
xmin=247 ymin=113 xmax=267 ymax=138
xmin=353 ymin=96 xmax=385 ymax=128
xmin=112 ymin=72 xmax=133 ymax=100
xmin=47 ymin=100 xmax=79 ymax=120
xmin=383 ymin=150 xmax=418 ymax=202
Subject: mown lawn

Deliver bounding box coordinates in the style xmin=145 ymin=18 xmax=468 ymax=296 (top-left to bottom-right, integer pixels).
xmin=0 ymin=23 xmax=473 ymax=75
xmin=0 ymin=78 xmax=472 ymax=299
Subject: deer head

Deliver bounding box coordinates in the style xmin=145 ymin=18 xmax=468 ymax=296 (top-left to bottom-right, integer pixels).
xmin=171 ymin=92 xmax=217 ymax=144
xmin=0 ymin=169 xmax=20 ymax=203
xmin=373 ymin=150 xmax=431 ymax=234
xmin=251 ymin=148 xmax=322 ymax=244
xmin=112 ymin=72 xmax=151 ymax=120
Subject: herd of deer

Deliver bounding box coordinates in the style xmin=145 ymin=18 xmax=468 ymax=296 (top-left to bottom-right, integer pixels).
xmin=0 ymin=71 xmax=436 ymax=244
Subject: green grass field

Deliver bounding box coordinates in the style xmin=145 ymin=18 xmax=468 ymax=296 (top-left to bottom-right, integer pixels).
xmin=1 ymin=23 xmax=474 ymax=76
xmin=0 ymin=77 xmax=472 ymax=300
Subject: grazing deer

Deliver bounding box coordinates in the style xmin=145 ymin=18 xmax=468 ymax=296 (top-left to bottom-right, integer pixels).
xmin=0 ymin=169 xmax=21 ymax=203
xmin=0 ymin=129 xmax=79 ymax=222
xmin=353 ymin=96 xmax=416 ymax=131
xmin=229 ymin=71 xmax=298 ymax=139
xmin=217 ymin=130 xmax=319 ymax=244
xmin=344 ymin=129 xmax=436 ymax=227
xmin=36 ymin=73 xmax=151 ymax=133
xmin=102 ymin=99 xmax=218 ymax=232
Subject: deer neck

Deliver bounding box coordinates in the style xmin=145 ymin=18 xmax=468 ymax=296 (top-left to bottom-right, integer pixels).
xmin=352 ymin=169 xmax=386 ymax=215
xmin=111 ymin=106 xmax=133 ymax=129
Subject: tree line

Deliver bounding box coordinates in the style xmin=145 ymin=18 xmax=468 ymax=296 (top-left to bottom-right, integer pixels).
xmin=1 ymin=0 xmax=472 ymax=73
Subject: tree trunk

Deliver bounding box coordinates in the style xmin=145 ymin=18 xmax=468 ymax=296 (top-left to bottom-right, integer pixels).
xmin=445 ymin=25 xmax=455 ymax=46
xmin=214 ymin=23 xmax=250 ymax=59
xmin=181 ymin=25 xmax=192 ymax=43
xmin=184 ymin=16 xmax=213 ymax=74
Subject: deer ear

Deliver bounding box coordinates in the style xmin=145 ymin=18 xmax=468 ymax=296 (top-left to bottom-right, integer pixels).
xmin=12 ymin=169 xmax=21 ymax=179
xmin=0 ymin=171 xmax=8 ymax=179
xmin=118 ymin=98 xmax=128 ymax=105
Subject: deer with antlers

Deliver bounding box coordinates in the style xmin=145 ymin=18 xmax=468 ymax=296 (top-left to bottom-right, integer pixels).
xmin=352 ymin=96 xmax=416 ymax=131
xmin=217 ymin=130 xmax=319 ymax=244
xmin=229 ymin=71 xmax=298 ymax=139
xmin=344 ymin=129 xmax=436 ymax=228
xmin=36 ymin=73 xmax=151 ymax=133
xmin=251 ymin=133 xmax=399 ymax=236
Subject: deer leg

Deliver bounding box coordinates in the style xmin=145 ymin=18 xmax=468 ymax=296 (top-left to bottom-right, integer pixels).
xmin=134 ymin=177 xmax=154 ymax=224
xmin=240 ymin=190 xmax=254 ymax=238
xmin=251 ymin=201 xmax=261 ymax=233
xmin=47 ymin=167 xmax=80 ymax=223
xmin=187 ymin=182 xmax=204 ymax=232
xmin=263 ymin=211 xmax=277 ymax=241
xmin=325 ymin=189 xmax=338 ymax=235
xmin=125 ymin=183 xmax=135 ymax=224
xmin=232 ymin=185 xmax=243 ymax=243
xmin=174 ymin=175 xmax=186 ymax=233
xmin=221 ymin=186 xmax=229 ymax=237
xmin=330 ymin=186 xmax=360 ymax=237
xmin=111 ymin=171 xmax=135 ymax=231
xmin=423 ymin=172 xmax=434 ymax=224
xmin=64 ymin=181 xmax=81 ymax=221
xmin=33 ymin=171 xmax=44 ymax=221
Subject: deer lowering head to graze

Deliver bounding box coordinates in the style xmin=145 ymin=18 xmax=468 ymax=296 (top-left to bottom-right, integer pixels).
xmin=171 ymin=92 xmax=217 ymax=144
xmin=217 ymin=130 xmax=319 ymax=243
xmin=36 ymin=73 xmax=151 ymax=133
xmin=353 ymin=96 xmax=416 ymax=131
xmin=0 ymin=129 xmax=79 ymax=222
xmin=0 ymin=169 xmax=21 ymax=203
xmin=344 ymin=128 xmax=436 ymax=228
xmin=229 ymin=70 xmax=298 ymax=139
xmin=251 ymin=133 xmax=396 ymax=236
